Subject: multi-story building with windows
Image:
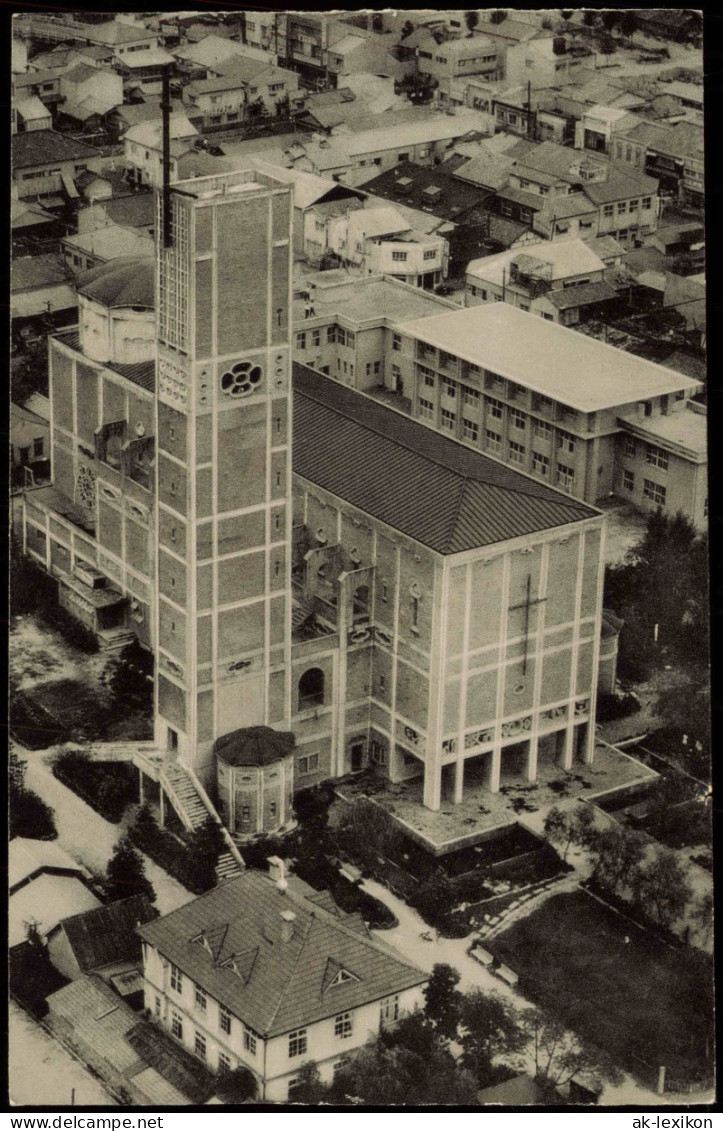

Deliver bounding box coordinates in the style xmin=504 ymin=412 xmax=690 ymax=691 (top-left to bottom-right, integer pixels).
xmin=139 ymin=868 xmax=427 ymax=1101
xmin=388 ymin=302 xmax=702 ymax=509
xmin=22 ymin=155 xmax=669 ymax=880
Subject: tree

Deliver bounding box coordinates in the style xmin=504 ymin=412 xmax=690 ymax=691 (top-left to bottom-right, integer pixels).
xmin=521 ymin=1009 xmax=623 ymax=1102
xmin=589 ymin=824 xmax=647 ymax=896
xmin=605 ymin=513 xmax=709 ymax=681
xmin=560 ymin=10 xmax=573 ymax=20
xmin=186 ymin=818 xmax=227 ymax=892
xmin=630 ymin=846 xmax=692 ymax=930
xmin=582 ymin=10 xmax=598 ymax=27
xmin=458 ymin=990 xmax=527 ymax=1086
xmin=287 ymin=1061 xmax=326 ymax=1104
xmin=400 ymin=20 xmax=415 ymax=40
xmin=691 ymin=892 xmax=713 ymax=947
xmin=103 ymin=640 xmax=153 ymax=711
xmin=543 ymin=804 xmax=596 ymax=861
xmin=10 ymin=921 xmax=67 ymax=1018
xmin=105 ymin=833 xmax=156 ymax=904
xmin=215 ymin=1065 xmax=258 ymax=1103
xmin=465 ymin=11 xmax=480 ymax=35
xmin=490 ymin=10 xmax=507 ymax=25
xmin=423 ymin=963 xmax=462 ymax=1040
xmin=653 ymin=671 xmax=710 ymax=778
xmin=246 ymin=97 xmax=267 ymax=123
xmin=619 ymin=11 xmax=637 ymax=37
xmin=601 ymin=10 xmax=620 ymax=32
xmin=10 ymin=779 xmax=57 ymax=841
xmin=330 ymin=1029 xmax=478 ymax=1106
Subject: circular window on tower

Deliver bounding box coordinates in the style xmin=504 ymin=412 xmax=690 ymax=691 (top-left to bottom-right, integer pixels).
xmin=220 ymin=360 xmax=264 ymax=397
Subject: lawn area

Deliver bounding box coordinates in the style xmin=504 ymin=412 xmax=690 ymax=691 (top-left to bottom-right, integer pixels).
xmin=492 ymin=890 xmax=713 ymax=1085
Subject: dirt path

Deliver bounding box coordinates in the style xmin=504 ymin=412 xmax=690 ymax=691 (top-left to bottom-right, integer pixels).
xmin=18 ymin=742 xmax=194 ymax=917
xmin=10 ymin=1001 xmax=115 ymax=1108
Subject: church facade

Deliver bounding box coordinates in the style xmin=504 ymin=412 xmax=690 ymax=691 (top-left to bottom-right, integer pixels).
xmin=21 ymin=165 xmax=606 ymax=843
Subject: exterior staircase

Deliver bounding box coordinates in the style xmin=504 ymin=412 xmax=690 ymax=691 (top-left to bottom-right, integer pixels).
xmin=161 ymin=760 xmax=209 ymax=831
xmin=98 ymin=627 xmax=137 ymax=655
xmin=159 ymin=759 xmax=246 ymax=884
xmin=215 ymin=851 xmax=244 ymax=882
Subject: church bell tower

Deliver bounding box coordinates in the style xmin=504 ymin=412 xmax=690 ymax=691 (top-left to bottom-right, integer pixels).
xmin=153 ymin=167 xmax=294 ymax=786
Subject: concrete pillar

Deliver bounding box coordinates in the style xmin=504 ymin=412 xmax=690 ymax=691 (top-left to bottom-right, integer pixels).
xmin=489 ymin=745 xmax=501 ymax=793
xmin=423 ymin=761 xmax=442 ymax=811
xmin=159 ymin=787 xmax=165 ymax=827
xmin=527 ymin=735 xmax=538 ymax=783
xmin=139 ymin=769 xmax=145 ymax=806
xmin=582 ymin=720 xmax=594 ymax=765
xmin=453 ymin=758 xmax=464 ymax=804
xmin=560 ymin=725 xmax=574 ymax=772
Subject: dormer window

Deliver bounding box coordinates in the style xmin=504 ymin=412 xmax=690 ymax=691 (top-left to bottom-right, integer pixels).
xmin=329 ymin=968 xmax=357 ymax=988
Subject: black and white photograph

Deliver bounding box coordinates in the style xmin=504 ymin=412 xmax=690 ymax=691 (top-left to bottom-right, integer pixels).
xmin=8 ymin=5 xmax=713 ymax=1112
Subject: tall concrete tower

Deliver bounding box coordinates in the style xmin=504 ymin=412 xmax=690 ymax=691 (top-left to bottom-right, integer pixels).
xmin=153 ymin=169 xmax=294 ymax=787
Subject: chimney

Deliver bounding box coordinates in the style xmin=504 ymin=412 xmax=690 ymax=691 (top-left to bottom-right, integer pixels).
xmin=267 ymin=856 xmax=286 ymax=886
xmin=280 ymin=908 xmax=296 ymax=942
xmin=161 ymin=64 xmax=172 ymax=249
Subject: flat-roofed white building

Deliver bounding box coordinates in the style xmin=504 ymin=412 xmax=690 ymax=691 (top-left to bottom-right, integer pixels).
xmin=389 ymin=302 xmax=702 ymax=509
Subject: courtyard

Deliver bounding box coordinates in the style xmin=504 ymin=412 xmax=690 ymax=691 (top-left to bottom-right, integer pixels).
xmin=338 ymin=742 xmax=658 ymax=855
xmin=490 ymin=889 xmax=714 ymax=1090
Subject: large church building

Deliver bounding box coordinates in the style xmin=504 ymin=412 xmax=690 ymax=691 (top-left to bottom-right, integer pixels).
xmin=20 ymin=165 xmax=607 ymax=846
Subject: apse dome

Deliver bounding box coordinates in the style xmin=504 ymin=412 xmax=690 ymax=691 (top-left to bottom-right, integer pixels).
xmin=215 ymin=727 xmax=296 ymax=839
xmin=77 ymin=257 xmax=155 ymax=366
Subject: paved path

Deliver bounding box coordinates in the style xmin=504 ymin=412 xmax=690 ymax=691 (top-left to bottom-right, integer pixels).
xmin=362 ymin=875 xmax=682 ymax=1107
xmin=10 ymin=1001 xmax=115 ymax=1108
xmin=17 ymin=742 xmax=194 ymax=916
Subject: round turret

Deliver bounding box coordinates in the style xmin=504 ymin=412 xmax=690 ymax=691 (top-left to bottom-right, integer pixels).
xmin=77 ymin=257 xmax=155 ymax=366
xmin=215 ymin=727 xmax=296 ymax=838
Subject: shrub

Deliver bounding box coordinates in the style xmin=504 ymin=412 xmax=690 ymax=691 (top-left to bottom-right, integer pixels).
xmin=10 ymin=781 xmax=57 ymax=840
xmin=596 ymin=690 xmax=641 ymax=722
xmin=129 ymin=806 xmax=220 ymax=895
xmin=52 ymin=751 xmax=137 ymax=823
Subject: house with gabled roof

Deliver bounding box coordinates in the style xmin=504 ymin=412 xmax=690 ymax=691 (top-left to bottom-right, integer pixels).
xmin=138 ymin=867 xmax=427 ymax=1101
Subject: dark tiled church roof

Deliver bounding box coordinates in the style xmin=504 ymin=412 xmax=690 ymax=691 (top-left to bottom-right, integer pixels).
xmin=292 ymin=363 xmax=597 ymax=554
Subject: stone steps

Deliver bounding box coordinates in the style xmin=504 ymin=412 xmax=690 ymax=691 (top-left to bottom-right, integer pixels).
xmin=216 ymin=851 xmax=243 ymax=882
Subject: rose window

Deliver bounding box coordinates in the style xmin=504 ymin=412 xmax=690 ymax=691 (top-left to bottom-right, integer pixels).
xmin=220 ymin=360 xmax=263 ymax=397
xmin=76 ymin=464 xmax=96 ymax=510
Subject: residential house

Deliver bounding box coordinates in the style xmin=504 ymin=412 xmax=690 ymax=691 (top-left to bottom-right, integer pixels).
xmin=471 ymin=16 xmax=540 ymax=76
xmin=11 ymin=396 xmax=51 ymax=487
xmin=284 ymin=113 xmax=487 ymax=187
xmin=326 ymin=205 xmax=448 ymax=289
xmin=15 ymin=95 xmax=52 ymax=132
xmin=117 ymin=48 xmax=176 ymax=99
xmin=77 ymin=18 xmax=159 ymax=61
xmin=57 ymin=63 xmax=124 ymax=132
xmin=247 ymin=158 xmax=366 ymax=257
xmin=62 ymin=223 xmax=154 ymax=273
xmin=535 ymin=167 xmax=660 ymax=248
xmin=123 ymin=116 xmax=200 ymax=188
xmin=184 ymin=59 xmax=298 ymax=128
xmin=576 ymin=104 xmax=642 ymax=155
xmin=12 ymin=130 xmax=102 ymax=204
xmin=28 ymin=43 xmax=116 ymax=73
xmin=505 ymin=33 xmax=596 ymax=89
xmin=11 ymin=199 xmax=65 ymax=253
xmin=47 ymin=894 xmax=157 ymax=1006
xmin=11 ymin=253 xmax=77 ymax=322
xmin=46 ymin=975 xmax=199 ymax=1106
xmin=106 ymin=98 xmax=202 ymax=142
xmin=390 ymin=301 xmax=701 ymax=509
xmin=615 ymin=401 xmax=707 ymax=530
xmin=13 ymin=69 xmax=63 ymax=121
xmin=415 ymin=31 xmax=500 ymax=82
xmin=359 ymin=157 xmax=533 ymax=277
xmin=9 ymin=838 xmax=100 ymax=954
xmin=662 ymin=81 xmax=704 ymax=114
xmin=172 ymin=34 xmax=267 ymax=79
xmin=325 ymin=30 xmax=407 ymax=82
xmin=138 ymin=869 xmax=428 ymax=1101
xmin=609 ymin=119 xmax=704 ymax=207
xmin=76 ymin=192 xmax=156 ymax=238
xmin=465 ymin=239 xmax=616 ymax=327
